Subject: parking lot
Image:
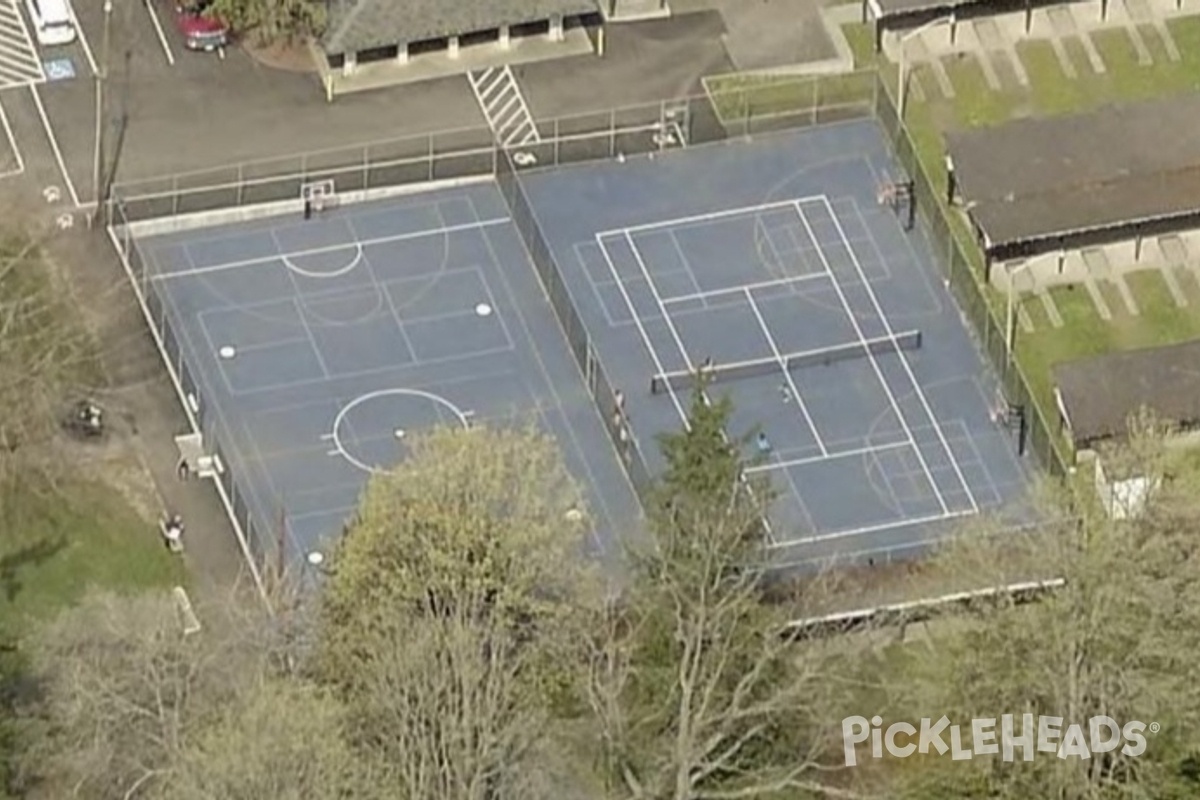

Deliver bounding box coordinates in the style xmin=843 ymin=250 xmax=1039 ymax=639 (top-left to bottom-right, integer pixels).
xmin=1 ymin=0 xmax=487 ymax=218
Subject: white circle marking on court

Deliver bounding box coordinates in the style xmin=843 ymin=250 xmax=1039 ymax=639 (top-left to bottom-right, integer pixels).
xmin=330 ymin=388 xmax=470 ymax=474
xmin=475 ymin=302 xmax=493 ymax=317
xmin=280 ymin=242 xmax=365 ymax=279
xmin=219 ymin=345 xmax=236 ymax=359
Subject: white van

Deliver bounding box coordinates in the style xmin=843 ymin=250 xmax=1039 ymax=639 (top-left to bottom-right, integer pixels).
xmin=26 ymin=0 xmax=76 ymax=46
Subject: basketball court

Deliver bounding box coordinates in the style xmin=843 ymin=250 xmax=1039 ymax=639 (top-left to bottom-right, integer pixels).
xmin=518 ymin=120 xmax=1033 ymax=566
xmin=132 ymin=182 xmax=640 ymax=562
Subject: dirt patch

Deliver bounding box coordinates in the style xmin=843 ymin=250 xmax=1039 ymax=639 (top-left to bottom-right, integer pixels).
xmin=243 ymin=37 xmax=317 ymax=73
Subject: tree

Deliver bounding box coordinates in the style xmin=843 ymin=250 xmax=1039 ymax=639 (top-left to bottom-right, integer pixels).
xmin=206 ymin=0 xmax=326 ymax=45
xmin=315 ymin=425 xmax=600 ymax=800
xmin=585 ymin=385 xmax=864 ymax=799
xmin=153 ymin=680 xmax=376 ymax=800
xmin=0 ymin=229 xmax=99 ymax=484
xmin=16 ymin=588 xmax=340 ymax=799
xmin=872 ymin=415 xmax=1200 ymax=799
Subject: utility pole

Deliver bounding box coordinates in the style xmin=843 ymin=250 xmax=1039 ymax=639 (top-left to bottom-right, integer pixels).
xmin=92 ymin=0 xmax=113 ymax=224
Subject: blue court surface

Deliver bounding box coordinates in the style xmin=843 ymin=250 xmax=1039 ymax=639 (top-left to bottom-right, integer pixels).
xmin=519 ymin=121 xmax=1034 ymax=566
xmin=136 ymin=185 xmax=640 ymax=561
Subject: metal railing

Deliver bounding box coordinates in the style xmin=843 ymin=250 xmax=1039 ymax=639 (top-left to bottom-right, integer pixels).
xmin=872 ymin=74 xmax=1068 ymax=477
xmin=113 ymin=70 xmax=1045 ymax=574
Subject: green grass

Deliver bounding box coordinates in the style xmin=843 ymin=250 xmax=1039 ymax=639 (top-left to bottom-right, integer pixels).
xmin=704 ymin=71 xmax=876 ymax=124
xmin=702 ymin=19 xmax=1200 ymax=466
xmin=828 ymin=18 xmax=1200 ymax=464
xmin=1 ymin=477 xmax=184 ymax=629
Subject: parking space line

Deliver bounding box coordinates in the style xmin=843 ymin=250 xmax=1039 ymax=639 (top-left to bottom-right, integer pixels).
xmin=0 ymin=0 xmax=46 ymax=88
xmin=142 ymin=0 xmax=176 ymax=65
xmin=29 ymin=84 xmax=81 ymax=207
xmin=66 ymin=1 xmax=98 ymax=76
xmin=0 ymin=96 xmax=23 ymax=177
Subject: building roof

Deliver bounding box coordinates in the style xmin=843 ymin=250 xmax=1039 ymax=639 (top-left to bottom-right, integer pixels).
xmin=945 ymin=95 xmax=1200 ymax=251
xmin=322 ymin=0 xmax=598 ymax=55
xmin=1052 ymin=338 xmax=1200 ymax=448
xmin=870 ymin=0 xmax=1062 ymax=19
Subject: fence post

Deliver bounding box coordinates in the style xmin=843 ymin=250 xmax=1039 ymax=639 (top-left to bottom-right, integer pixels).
xmin=554 ymin=117 xmax=561 ymax=165
xmin=427 ymin=133 xmax=434 ymax=182
xmin=235 ymin=163 xmax=244 ymax=207
xmin=608 ymin=108 xmax=616 ymax=158
xmin=811 ymin=76 xmax=819 ymax=127
xmin=171 ymin=175 xmax=180 ymax=217
xmin=361 ymin=145 xmax=369 ymax=190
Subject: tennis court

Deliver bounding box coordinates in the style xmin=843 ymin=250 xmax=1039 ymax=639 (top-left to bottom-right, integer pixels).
xmin=518 ymin=120 xmax=1032 ymax=566
xmin=130 ymin=183 xmax=639 ymax=562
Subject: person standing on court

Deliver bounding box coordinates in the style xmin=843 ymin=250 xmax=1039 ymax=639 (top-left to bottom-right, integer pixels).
xmin=757 ymin=431 xmax=772 ymax=456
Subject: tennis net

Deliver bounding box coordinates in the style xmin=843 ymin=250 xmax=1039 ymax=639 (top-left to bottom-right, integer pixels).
xmin=649 ymin=329 xmax=922 ymax=395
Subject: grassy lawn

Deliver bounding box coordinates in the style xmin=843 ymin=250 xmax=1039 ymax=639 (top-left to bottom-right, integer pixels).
xmin=1 ymin=477 xmax=184 ymax=629
xmin=846 ymin=17 xmax=1200 ymax=463
xmin=703 ymin=70 xmax=876 ymax=124
xmin=702 ymin=18 xmax=1200 ymax=465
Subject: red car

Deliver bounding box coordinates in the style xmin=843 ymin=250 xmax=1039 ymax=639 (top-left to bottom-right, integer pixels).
xmin=175 ymin=0 xmax=228 ymax=52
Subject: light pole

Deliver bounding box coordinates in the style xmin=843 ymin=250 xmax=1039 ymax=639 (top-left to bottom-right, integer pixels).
xmin=1005 ymin=261 xmax=1033 ymax=371
xmin=92 ymin=0 xmax=113 ymax=218
xmin=897 ymin=14 xmax=955 ymax=121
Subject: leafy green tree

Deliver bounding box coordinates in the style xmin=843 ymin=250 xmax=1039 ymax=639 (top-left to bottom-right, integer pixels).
xmin=206 ymin=0 xmax=326 ymax=45
xmin=315 ymin=425 xmax=600 ymax=800
xmin=585 ymin=385 xmax=862 ymax=799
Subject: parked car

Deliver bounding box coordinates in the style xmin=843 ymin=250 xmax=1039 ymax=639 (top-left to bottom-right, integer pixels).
xmin=175 ymin=0 xmax=228 ymax=52
xmin=26 ymin=0 xmax=76 ymax=46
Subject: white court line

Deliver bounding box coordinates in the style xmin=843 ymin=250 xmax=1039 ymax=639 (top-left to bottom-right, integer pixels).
xmin=596 ymin=195 xmax=825 ymax=239
xmin=152 ymin=217 xmax=511 ymax=281
xmin=618 ymin=229 xmax=776 ymax=539
xmin=767 ymin=509 xmax=975 ymax=548
xmin=595 ymin=235 xmax=689 ymax=425
xmin=0 ymin=98 xmax=23 ymax=178
xmin=141 ymin=0 xmax=176 ymax=65
xmin=660 ymin=272 xmax=827 ymax=307
xmin=817 ymin=196 xmax=978 ymax=514
xmin=742 ymin=287 xmax=826 ymax=456
xmin=625 ymin=230 xmax=695 ymax=377
xmin=29 ymin=85 xmax=80 ymax=207
xmin=792 ymin=200 xmax=948 ymax=516
xmin=746 ymin=440 xmax=910 ymax=474
xmin=665 ymin=229 xmax=703 ymax=299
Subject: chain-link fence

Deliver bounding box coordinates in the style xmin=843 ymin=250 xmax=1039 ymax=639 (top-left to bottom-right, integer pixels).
xmin=106 ymin=200 xmax=276 ymax=594
xmin=107 ymin=68 xmax=1050 ymax=576
xmin=110 ymin=73 xmax=878 ymax=221
xmin=873 ymin=74 xmax=1068 ymax=477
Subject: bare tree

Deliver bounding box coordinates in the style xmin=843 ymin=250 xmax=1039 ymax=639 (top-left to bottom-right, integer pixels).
xmin=152 ymin=679 xmax=377 ymax=800
xmin=17 ymin=588 xmax=296 ymax=799
xmin=584 ymin=386 xmax=867 ymax=800
xmin=872 ymin=415 xmax=1200 ymax=799
xmin=315 ymin=424 xmax=601 ymax=800
xmin=0 ymin=229 xmax=99 ymax=483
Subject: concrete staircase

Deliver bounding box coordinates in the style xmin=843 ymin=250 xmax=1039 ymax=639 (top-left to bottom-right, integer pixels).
xmin=467 ymin=65 xmax=539 ymax=148
xmin=600 ymin=0 xmax=672 ymax=21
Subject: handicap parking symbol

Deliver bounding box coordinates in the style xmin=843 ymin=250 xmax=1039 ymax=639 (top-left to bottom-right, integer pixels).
xmin=44 ymin=58 xmax=76 ymax=82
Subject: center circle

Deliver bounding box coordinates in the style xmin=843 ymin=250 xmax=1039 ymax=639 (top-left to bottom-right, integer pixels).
xmin=331 ymin=389 xmax=469 ymax=474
